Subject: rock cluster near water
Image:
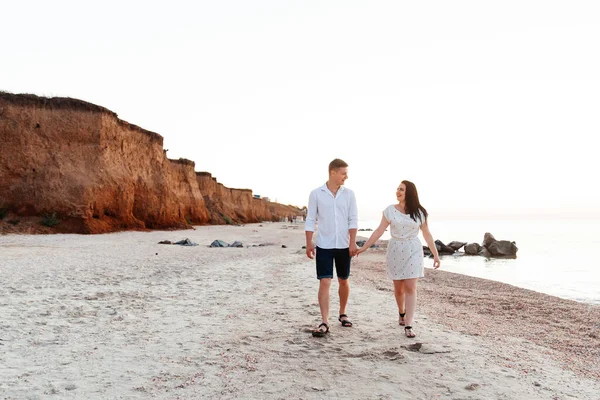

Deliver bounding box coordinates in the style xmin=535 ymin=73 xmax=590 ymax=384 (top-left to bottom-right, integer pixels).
xmin=423 ymin=232 xmax=518 ymax=258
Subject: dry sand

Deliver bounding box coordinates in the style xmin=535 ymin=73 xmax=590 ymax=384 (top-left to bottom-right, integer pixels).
xmin=1 ymin=222 xmax=599 ymax=399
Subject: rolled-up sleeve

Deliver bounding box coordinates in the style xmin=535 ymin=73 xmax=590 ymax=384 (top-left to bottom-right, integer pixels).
xmin=348 ymin=190 xmax=358 ymax=230
xmin=305 ymin=190 xmax=318 ymax=232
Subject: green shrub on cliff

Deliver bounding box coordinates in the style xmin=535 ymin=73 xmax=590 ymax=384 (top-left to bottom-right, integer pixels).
xmin=221 ymin=213 xmax=233 ymax=225
xmin=41 ymin=212 xmax=60 ymax=227
xmin=0 ymin=207 xmax=7 ymax=220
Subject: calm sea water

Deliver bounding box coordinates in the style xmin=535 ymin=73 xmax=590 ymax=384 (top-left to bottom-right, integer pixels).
xmin=357 ymin=218 xmax=600 ymax=305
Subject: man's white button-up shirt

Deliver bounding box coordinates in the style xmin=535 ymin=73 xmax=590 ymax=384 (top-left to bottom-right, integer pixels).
xmin=305 ymin=183 xmax=358 ymax=249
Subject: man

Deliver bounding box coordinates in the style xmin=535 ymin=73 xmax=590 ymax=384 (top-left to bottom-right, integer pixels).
xmin=305 ymin=158 xmax=358 ymax=337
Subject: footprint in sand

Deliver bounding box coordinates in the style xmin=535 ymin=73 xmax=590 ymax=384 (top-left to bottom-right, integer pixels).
xmin=403 ymin=342 xmax=452 ymax=354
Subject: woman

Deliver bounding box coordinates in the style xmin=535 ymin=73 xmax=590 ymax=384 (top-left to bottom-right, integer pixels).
xmin=356 ymin=180 xmax=440 ymax=338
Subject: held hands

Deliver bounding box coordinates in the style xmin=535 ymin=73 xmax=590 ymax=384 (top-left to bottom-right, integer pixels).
xmin=354 ymin=246 xmax=367 ymax=257
xmin=307 ymin=243 xmax=369 ymax=258
xmin=349 ymin=243 xmax=358 ymax=257
xmin=433 ymin=256 xmax=441 ymax=269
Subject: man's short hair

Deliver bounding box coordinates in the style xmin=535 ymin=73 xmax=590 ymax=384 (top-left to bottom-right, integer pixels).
xmin=329 ymin=158 xmax=348 ymax=172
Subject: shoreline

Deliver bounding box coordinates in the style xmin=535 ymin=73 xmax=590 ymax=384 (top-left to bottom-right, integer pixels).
xmin=352 ymin=250 xmax=600 ymax=380
xmin=359 ymin=230 xmax=600 ymax=307
xmin=1 ymin=222 xmax=599 ymax=398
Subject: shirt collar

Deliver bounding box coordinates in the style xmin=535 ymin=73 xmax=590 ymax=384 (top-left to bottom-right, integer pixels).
xmin=321 ymin=183 xmax=345 ymax=195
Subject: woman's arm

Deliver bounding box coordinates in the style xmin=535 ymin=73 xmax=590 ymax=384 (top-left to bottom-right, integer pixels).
xmin=356 ymin=214 xmax=390 ymax=255
xmin=420 ymin=220 xmax=441 ymax=268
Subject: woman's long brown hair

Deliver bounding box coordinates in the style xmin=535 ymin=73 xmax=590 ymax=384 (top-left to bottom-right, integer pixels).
xmin=402 ymin=180 xmax=428 ymax=224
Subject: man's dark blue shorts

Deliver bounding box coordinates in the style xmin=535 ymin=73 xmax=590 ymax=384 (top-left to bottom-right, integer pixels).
xmin=316 ymin=246 xmax=351 ymax=280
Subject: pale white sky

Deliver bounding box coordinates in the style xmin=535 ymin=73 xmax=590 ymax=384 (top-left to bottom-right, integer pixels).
xmin=2 ymin=1 xmax=598 ymax=220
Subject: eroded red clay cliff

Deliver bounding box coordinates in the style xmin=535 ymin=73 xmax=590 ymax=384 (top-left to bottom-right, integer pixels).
xmin=0 ymin=92 xmax=301 ymax=234
xmin=195 ymin=172 xmax=302 ymax=224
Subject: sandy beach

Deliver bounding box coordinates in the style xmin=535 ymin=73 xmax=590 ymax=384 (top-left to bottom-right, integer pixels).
xmin=1 ymin=222 xmax=599 ymax=399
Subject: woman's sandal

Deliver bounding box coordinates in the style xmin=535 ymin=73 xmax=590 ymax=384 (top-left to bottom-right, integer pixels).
xmin=404 ymin=326 xmax=416 ymax=338
xmin=399 ymin=312 xmax=406 ymax=326
xmin=312 ymin=322 xmax=329 ymax=337
xmin=338 ymin=314 xmax=353 ymax=327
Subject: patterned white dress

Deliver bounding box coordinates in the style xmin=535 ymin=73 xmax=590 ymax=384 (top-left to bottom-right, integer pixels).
xmin=383 ymin=205 xmax=425 ymax=280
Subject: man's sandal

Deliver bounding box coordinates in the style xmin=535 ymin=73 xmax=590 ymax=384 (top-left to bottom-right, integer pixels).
xmin=338 ymin=314 xmax=353 ymax=327
xmin=312 ymin=322 xmax=329 ymax=337
xmin=404 ymin=326 xmax=416 ymax=338
xmin=399 ymin=312 xmax=406 ymax=326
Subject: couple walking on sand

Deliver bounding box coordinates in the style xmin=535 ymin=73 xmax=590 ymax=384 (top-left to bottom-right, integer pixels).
xmin=305 ymin=159 xmax=441 ymax=338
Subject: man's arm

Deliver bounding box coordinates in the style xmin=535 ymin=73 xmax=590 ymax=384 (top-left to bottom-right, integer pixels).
xmin=305 ymin=190 xmax=318 ymax=259
xmin=305 ymin=231 xmax=315 ymax=259
xmin=349 ymin=228 xmax=358 ymax=256
xmin=348 ymin=190 xmax=358 ymax=256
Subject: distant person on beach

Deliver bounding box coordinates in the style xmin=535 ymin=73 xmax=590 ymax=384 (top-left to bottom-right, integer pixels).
xmin=356 ymin=180 xmax=440 ymax=338
xmin=305 ymin=158 xmax=358 ymax=337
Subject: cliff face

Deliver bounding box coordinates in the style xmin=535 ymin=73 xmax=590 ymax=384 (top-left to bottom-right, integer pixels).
xmin=167 ymin=159 xmax=211 ymax=225
xmin=195 ymin=172 xmax=299 ymax=224
xmin=0 ymin=92 xmax=301 ymax=233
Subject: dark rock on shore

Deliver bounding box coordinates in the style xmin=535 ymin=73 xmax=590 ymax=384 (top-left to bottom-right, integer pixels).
xmin=447 ymin=241 xmax=466 ymax=251
xmin=435 ymin=240 xmax=455 ymax=255
xmin=464 ymin=243 xmax=482 ymax=255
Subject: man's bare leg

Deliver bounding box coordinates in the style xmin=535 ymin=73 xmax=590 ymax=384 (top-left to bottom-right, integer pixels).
xmin=318 ymin=278 xmax=332 ymax=324
xmin=338 ymin=278 xmax=352 ymax=326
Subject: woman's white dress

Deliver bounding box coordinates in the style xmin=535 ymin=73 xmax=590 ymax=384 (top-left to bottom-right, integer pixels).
xmin=383 ymin=204 xmax=425 ymax=280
